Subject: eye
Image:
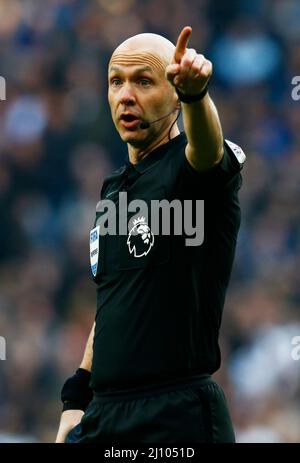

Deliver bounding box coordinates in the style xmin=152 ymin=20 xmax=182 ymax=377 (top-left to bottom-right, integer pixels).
xmin=110 ymin=78 xmax=122 ymax=86
xmin=139 ymin=79 xmax=152 ymax=87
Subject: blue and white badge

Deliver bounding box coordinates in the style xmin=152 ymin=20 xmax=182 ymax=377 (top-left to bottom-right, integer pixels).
xmin=90 ymin=225 xmax=100 ymax=277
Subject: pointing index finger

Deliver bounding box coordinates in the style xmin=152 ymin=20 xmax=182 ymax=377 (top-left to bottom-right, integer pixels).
xmin=173 ymin=26 xmax=192 ymax=63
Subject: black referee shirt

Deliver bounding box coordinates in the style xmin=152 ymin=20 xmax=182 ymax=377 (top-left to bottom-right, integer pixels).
xmin=90 ymin=132 xmax=245 ymax=391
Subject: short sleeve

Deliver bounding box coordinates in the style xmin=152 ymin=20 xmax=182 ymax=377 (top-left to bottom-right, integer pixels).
xmin=180 ymin=138 xmax=246 ymax=191
xmin=223 ymin=139 xmax=246 ymax=172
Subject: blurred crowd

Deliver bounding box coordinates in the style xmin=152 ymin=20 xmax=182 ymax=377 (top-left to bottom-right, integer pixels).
xmin=0 ymin=0 xmax=299 ymax=443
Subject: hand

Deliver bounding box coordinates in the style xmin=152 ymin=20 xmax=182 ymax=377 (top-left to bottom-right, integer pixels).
xmin=55 ymin=409 xmax=84 ymax=443
xmin=166 ymin=26 xmax=212 ymax=96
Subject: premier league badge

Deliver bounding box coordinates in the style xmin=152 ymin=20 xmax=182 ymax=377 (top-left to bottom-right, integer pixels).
xmin=127 ymin=216 xmax=154 ymax=258
xmin=90 ymin=225 xmax=100 ymax=277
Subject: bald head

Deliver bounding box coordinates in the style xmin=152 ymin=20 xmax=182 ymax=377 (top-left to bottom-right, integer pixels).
xmin=109 ymin=33 xmax=175 ymax=73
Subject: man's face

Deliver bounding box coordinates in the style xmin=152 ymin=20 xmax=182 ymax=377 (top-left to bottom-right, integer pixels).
xmin=108 ymin=51 xmax=177 ymax=147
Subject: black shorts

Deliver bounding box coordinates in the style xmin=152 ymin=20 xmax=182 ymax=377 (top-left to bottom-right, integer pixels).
xmin=65 ymin=375 xmax=235 ymax=443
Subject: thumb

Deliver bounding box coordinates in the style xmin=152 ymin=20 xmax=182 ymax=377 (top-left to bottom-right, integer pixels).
xmin=165 ymin=63 xmax=180 ymax=83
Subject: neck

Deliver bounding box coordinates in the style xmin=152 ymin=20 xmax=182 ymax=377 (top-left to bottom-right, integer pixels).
xmin=128 ymin=124 xmax=180 ymax=164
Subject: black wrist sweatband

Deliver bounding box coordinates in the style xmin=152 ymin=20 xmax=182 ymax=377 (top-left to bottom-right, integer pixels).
xmin=61 ymin=368 xmax=93 ymax=412
xmin=176 ymin=83 xmax=209 ymax=103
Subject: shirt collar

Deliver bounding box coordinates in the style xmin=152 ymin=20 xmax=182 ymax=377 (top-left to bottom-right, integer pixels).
xmin=126 ymin=133 xmax=186 ymax=174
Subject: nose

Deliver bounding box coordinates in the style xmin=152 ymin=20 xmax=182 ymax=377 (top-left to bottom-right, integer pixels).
xmin=119 ymin=83 xmax=136 ymax=106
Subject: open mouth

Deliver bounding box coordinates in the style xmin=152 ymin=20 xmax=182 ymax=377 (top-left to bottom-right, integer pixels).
xmin=120 ymin=114 xmax=139 ymax=122
xmin=119 ymin=113 xmax=140 ymax=130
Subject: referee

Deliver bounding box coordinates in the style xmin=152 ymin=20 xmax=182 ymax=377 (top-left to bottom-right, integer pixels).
xmin=56 ymin=26 xmax=245 ymax=443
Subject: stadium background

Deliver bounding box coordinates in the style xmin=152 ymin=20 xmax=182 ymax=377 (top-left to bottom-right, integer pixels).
xmin=0 ymin=0 xmax=299 ymax=443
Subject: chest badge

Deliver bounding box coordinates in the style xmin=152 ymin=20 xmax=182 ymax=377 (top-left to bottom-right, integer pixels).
xmin=127 ymin=216 xmax=154 ymax=258
xmin=90 ymin=225 xmax=100 ymax=276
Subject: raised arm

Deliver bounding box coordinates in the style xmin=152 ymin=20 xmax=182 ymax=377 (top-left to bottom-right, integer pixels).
xmin=166 ymin=26 xmax=224 ymax=172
